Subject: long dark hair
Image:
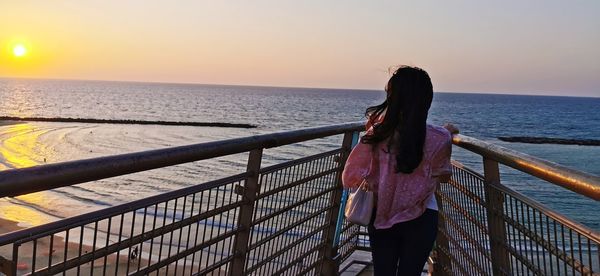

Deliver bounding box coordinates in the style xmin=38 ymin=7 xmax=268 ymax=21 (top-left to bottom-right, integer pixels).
xmin=362 ymin=66 xmax=433 ymax=173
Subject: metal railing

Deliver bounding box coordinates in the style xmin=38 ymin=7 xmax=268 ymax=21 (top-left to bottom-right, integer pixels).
xmin=433 ymin=135 xmax=600 ymax=276
xmin=0 ymin=123 xmax=598 ymax=275
xmin=0 ymin=122 xmax=362 ymax=275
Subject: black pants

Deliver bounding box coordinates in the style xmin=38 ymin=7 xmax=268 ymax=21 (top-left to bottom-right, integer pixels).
xmin=367 ymin=209 xmax=438 ymax=276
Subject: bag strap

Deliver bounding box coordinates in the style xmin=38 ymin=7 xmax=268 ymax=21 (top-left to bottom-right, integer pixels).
xmin=366 ymin=145 xmax=377 ymax=177
xmin=362 ymin=123 xmax=380 ymax=191
xmin=363 ymin=142 xmax=379 ymax=191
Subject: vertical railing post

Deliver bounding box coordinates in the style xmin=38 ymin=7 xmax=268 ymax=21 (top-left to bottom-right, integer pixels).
xmin=483 ymin=157 xmax=511 ymax=275
xmin=319 ymin=131 xmax=356 ymax=275
xmin=230 ymin=148 xmax=263 ymax=276
xmin=333 ymin=130 xmax=360 ymax=247
xmin=433 ymin=182 xmax=452 ymax=276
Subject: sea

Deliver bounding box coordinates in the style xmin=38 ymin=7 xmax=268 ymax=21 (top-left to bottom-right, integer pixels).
xmin=0 ymin=78 xmax=599 ymax=232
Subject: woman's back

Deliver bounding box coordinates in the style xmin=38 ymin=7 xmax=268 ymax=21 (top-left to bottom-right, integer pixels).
xmin=372 ymin=124 xmax=451 ymax=229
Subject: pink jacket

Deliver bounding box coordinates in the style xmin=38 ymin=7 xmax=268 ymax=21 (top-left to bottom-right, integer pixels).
xmin=342 ymin=124 xmax=452 ymax=229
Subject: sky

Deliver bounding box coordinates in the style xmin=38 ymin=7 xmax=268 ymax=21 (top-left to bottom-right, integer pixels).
xmin=0 ymin=1 xmax=599 ymax=97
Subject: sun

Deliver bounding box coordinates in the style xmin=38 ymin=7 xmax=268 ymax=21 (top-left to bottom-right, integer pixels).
xmin=13 ymin=44 xmax=27 ymax=57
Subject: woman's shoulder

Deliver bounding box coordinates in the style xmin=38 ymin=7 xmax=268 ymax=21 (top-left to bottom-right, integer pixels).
xmin=426 ymin=124 xmax=451 ymax=142
xmin=424 ymin=124 xmax=451 ymax=158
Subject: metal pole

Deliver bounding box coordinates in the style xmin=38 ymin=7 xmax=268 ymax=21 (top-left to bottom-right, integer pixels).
xmin=483 ymin=157 xmax=511 ymax=275
xmin=453 ymin=134 xmax=600 ymax=201
xmin=0 ymin=122 xmax=365 ymax=199
xmin=333 ymin=130 xmax=360 ymax=247
xmin=230 ymin=149 xmax=263 ymax=276
xmin=433 ymin=182 xmax=452 ymax=276
xmin=319 ymin=131 xmax=355 ymax=275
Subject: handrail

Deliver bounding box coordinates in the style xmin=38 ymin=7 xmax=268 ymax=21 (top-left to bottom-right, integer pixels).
xmin=0 ymin=173 xmax=248 ymax=246
xmin=452 ymin=134 xmax=600 ymax=201
xmin=1 ymin=124 xmax=597 ymax=201
xmin=452 ymin=162 xmax=600 ymax=241
xmin=0 ymin=122 xmax=364 ymax=198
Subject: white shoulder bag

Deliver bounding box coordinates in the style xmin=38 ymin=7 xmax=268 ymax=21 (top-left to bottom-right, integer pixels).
xmin=344 ymin=143 xmax=378 ymax=226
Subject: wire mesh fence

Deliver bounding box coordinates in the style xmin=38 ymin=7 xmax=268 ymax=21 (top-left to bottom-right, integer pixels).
xmin=0 ymin=132 xmax=353 ymax=275
xmin=435 ymin=161 xmax=600 ymax=276
xmin=1 ymin=174 xmax=246 ymax=275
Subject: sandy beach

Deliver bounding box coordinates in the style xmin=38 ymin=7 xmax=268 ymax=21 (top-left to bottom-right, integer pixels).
xmin=0 ymin=217 xmax=22 ymax=233
xmin=0 ymin=217 xmax=151 ymax=274
xmin=0 ymin=217 xmax=228 ymax=275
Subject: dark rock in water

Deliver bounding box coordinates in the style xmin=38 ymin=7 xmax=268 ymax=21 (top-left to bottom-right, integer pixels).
xmin=498 ymin=136 xmax=600 ymax=146
xmin=0 ymin=116 xmax=257 ymax=128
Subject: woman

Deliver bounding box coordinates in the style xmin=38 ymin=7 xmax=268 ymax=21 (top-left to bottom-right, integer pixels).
xmin=343 ymin=66 xmax=454 ymax=275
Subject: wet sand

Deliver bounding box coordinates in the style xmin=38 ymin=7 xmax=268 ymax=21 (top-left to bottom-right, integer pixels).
xmin=0 ymin=217 xmax=22 ymax=233
xmin=0 ymin=121 xmax=22 ymax=127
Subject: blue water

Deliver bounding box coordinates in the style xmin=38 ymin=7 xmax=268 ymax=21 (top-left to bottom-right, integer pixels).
xmin=0 ymin=78 xmax=598 ymax=230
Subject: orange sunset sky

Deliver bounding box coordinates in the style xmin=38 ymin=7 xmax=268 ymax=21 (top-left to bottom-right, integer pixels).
xmin=1 ymin=1 xmax=599 ymax=97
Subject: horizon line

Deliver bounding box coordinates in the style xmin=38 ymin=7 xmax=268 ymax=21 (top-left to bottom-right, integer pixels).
xmin=0 ymin=75 xmax=597 ymax=99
